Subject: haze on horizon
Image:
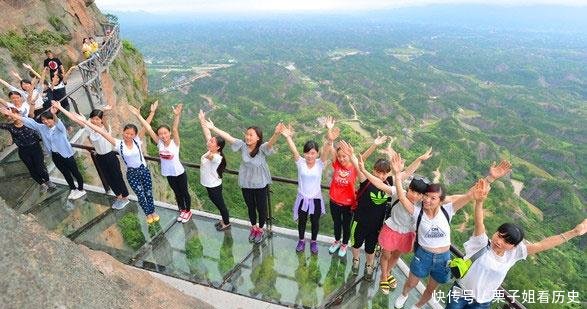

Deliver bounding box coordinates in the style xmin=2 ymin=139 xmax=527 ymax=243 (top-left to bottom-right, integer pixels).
xmin=96 ymin=0 xmax=587 ymax=13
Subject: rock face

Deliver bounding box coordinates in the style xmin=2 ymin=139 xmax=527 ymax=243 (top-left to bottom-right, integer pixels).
xmin=0 ymin=0 xmax=148 ymax=151
xmin=0 ymin=201 xmax=213 ymax=309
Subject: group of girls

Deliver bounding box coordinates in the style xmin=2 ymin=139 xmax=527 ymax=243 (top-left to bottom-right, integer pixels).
xmin=2 ymin=97 xmax=585 ymax=309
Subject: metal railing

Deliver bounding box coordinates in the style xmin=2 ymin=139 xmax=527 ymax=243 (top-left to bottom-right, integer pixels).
xmin=70 ymin=142 xmax=527 ymax=309
xmin=75 ymin=22 xmax=121 ymax=110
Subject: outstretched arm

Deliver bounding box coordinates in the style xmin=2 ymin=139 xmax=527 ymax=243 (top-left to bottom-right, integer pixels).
xmin=63 ymin=65 xmax=77 ymax=81
xmin=281 ymin=124 xmax=300 ymax=161
xmin=360 ymin=134 xmax=387 ymax=161
xmin=403 ymin=147 xmax=433 ymax=180
xmin=390 ymin=153 xmax=415 ymax=214
xmin=23 ymin=63 xmax=42 ymax=80
xmin=171 ymin=104 xmax=182 ymax=146
xmin=472 ymin=179 xmax=490 ymax=236
xmin=485 ymin=160 xmax=512 ymax=184
xmin=198 ymin=109 xmax=212 ymax=142
xmin=145 ymin=100 xmax=158 ymax=125
xmin=526 ymin=219 xmax=587 ymax=255
xmin=0 ymin=78 xmax=16 ymax=90
xmin=203 ymin=118 xmax=238 ymax=145
xmin=52 ymin=100 xmax=86 ymax=127
xmin=266 ymin=122 xmax=284 ymax=149
xmin=321 ymin=116 xmax=339 ymax=163
xmin=78 ymin=112 xmax=117 ymax=146
xmin=128 ymin=105 xmax=159 ymax=144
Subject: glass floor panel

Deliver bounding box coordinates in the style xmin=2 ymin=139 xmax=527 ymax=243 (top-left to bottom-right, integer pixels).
xmin=73 ymin=204 xmax=177 ymax=263
xmin=219 ymin=233 xmax=370 ymax=308
xmin=0 ymin=175 xmax=38 ymax=212
xmin=135 ymin=215 xmax=253 ymax=287
xmin=29 ymin=188 xmax=112 ymax=237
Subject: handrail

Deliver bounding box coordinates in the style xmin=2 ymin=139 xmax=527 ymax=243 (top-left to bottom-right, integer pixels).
xmin=449 ymin=245 xmax=527 ymax=309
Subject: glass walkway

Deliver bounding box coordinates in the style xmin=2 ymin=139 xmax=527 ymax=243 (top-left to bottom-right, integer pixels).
xmin=0 ymin=158 xmax=433 ymax=308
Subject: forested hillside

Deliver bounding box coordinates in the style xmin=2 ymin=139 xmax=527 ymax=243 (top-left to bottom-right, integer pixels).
xmin=119 ymin=10 xmax=586 ymax=308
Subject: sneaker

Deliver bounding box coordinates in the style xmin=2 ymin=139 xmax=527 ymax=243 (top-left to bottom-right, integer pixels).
xmin=394 ymin=293 xmax=409 ymax=308
xmin=111 ymin=199 xmax=121 ymax=209
xmin=181 ymin=211 xmax=192 ymax=223
xmin=338 ymin=244 xmax=348 ymax=258
xmin=116 ymin=199 xmax=130 ymax=210
xmin=40 ymin=183 xmax=49 ymax=193
xmin=69 ymin=189 xmax=86 ymax=200
xmin=46 ymin=180 xmax=56 ymax=189
xmin=254 ymin=228 xmax=264 ymax=244
xmin=351 ymin=258 xmax=360 ymax=275
xmin=67 ymin=189 xmax=78 ymax=199
xmin=177 ymin=211 xmax=185 ymax=222
xmin=248 ymin=227 xmax=257 ymax=242
xmin=310 ymin=241 xmax=318 ymax=255
xmin=364 ymin=264 xmax=374 ymax=282
xmin=216 ymin=223 xmax=231 ymax=231
xmin=296 ymin=240 xmax=305 ymax=252
xmin=328 ymin=241 xmax=341 ymax=254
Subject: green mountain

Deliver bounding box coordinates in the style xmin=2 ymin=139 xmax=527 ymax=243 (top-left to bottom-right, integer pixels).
xmin=121 ymin=14 xmax=585 ymax=308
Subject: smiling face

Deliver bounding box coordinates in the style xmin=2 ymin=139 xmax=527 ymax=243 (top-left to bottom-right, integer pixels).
xmin=422 ymin=191 xmax=442 ymax=210
xmin=336 ymin=148 xmax=351 ymax=166
xmin=490 ymin=232 xmax=516 ymax=254
xmin=41 ymin=116 xmax=55 ymax=128
xmin=244 ymin=128 xmax=260 ymax=146
xmin=207 ymin=136 xmax=220 ymax=152
xmin=157 ymin=126 xmax=171 ymax=144
xmin=90 ymin=115 xmax=103 ymax=126
xmin=123 ymin=127 xmax=137 ymax=142
xmin=9 ymin=93 xmax=22 ymax=106
xmin=406 ymin=188 xmax=424 ymax=204
xmin=304 ymin=148 xmax=319 ymax=164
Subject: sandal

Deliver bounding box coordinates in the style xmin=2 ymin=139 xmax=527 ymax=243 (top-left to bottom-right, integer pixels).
xmin=351 ymin=258 xmax=360 ymax=275
xmin=380 ymin=280 xmax=390 ymax=295
xmin=387 ymin=275 xmax=397 ymax=289
xmin=216 ymin=223 xmax=231 ymax=231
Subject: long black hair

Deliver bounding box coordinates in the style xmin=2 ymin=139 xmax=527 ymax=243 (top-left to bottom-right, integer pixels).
xmin=89 ymin=109 xmax=104 ymax=119
xmin=497 ymin=223 xmax=525 ymax=246
xmin=215 ymin=135 xmax=227 ymax=178
xmin=247 ymin=126 xmax=263 ymax=158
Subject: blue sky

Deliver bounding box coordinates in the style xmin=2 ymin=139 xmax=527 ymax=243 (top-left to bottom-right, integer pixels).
xmin=96 ymin=0 xmax=587 ymax=13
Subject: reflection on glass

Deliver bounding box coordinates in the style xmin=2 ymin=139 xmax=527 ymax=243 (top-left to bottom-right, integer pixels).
xmin=323 ymin=256 xmax=348 ymax=296
xmin=182 ymin=222 xmax=209 ymax=281
xmin=218 ymin=231 xmax=235 ymax=276
xmin=249 ymin=245 xmax=280 ymax=301
xmin=117 ymin=212 xmax=146 ymax=250
xmin=295 ymin=254 xmax=321 ymax=307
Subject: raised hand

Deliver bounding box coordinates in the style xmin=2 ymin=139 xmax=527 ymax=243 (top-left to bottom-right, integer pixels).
xmin=150 ymin=100 xmax=159 ymax=113
xmin=172 ymin=104 xmax=183 ymax=116
xmin=22 ymin=63 xmax=32 ymax=70
xmin=0 ymin=107 xmax=12 ymax=116
xmin=489 ymin=160 xmax=512 ymax=180
xmin=390 ymin=153 xmax=405 ymax=174
xmin=202 ymin=118 xmax=215 ymax=129
xmin=357 ymin=155 xmax=366 ymax=171
xmin=325 ymin=116 xmax=335 ymax=129
xmin=198 ymin=109 xmax=206 ymax=122
xmin=418 ymin=147 xmax=433 ymax=161
xmin=338 ymin=140 xmax=354 ymax=156
xmin=327 ymin=127 xmax=340 ymax=142
xmin=572 ymin=219 xmax=587 ymax=237
xmin=51 ymin=100 xmax=61 ymax=109
xmin=472 ymin=179 xmax=490 ymax=201
xmin=281 ymin=124 xmax=294 ymax=137
xmin=102 ymin=104 xmax=113 ymax=111
xmin=373 ymin=134 xmax=388 ymax=146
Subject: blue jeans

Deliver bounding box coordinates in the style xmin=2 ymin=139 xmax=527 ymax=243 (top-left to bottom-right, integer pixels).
xmin=445 ymin=284 xmax=491 ymax=309
xmin=409 ymin=246 xmax=451 ymax=283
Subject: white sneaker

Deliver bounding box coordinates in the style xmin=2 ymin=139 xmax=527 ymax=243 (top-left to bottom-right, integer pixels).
xmin=67 ymin=190 xmax=78 ymax=199
xmin=116 ymin=199 xmax=130 ymax=209
xmin=69 ymin=189 xmax=87 ymax=200
xmin=40 ymin=183 xmax=49 ymax=193
xmin=394 ymin=293 xmax=409 ymax=308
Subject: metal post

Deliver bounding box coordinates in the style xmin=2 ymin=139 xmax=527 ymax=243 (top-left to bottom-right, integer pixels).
xmin=89 ymin=150 xmax=110 ymax=193
xmin=83 ymin=85 xmax=95 ymax=110
xmin=267 ymin=184 xmax=273 ymax=236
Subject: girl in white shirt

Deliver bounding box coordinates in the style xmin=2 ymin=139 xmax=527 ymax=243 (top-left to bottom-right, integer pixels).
xmin=198 ymin=110 xmax=230 ymax=231
xmin=130 ymin=103 xmax=192 ymax=223
xmin=280 ymin=122 xmax=335 ymax=254
xmin=56 ymin=105 xmax=130 ymax=209
xmin=446 ymin=181 xmax=587 ymax=309
xmin=390 ymin=153 xmax=510 ymax=309
xmin=81 ymin=113 xmax=159 ymax=224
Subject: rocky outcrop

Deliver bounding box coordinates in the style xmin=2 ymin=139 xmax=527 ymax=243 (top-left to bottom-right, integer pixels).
xmin=0 ymin=200 xmax=213 ymax=309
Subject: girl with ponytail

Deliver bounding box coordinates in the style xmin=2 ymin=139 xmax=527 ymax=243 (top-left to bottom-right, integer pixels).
xmin=198 ymin=110 xmax=231 ymax=231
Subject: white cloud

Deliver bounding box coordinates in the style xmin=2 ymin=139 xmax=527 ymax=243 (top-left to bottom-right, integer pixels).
xmin=95 ymin=0 xmax=587 ymax=13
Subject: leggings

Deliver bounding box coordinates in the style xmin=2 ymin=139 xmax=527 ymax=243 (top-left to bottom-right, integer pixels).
xmin=95 ymin=151 xmax=129 ymax=197
xmin=51 ymin=152 xmax=84 ymax=190
xmin=206 ymin=184 xmax=230 ymax=225
xmin=126 ymin=165 xmax=155 ymax=215
xmin=18 ymin=143 xmax=49 ymax=185
xmin=167 ymin=172 xmax=191 ymax=211
xmin=330 ymin=200 xmax=353 ymax=244
xmin=241 ymin=186 xmax=268 ymax=228
xmin=298 ymin=199 xmax=321 ymax=240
